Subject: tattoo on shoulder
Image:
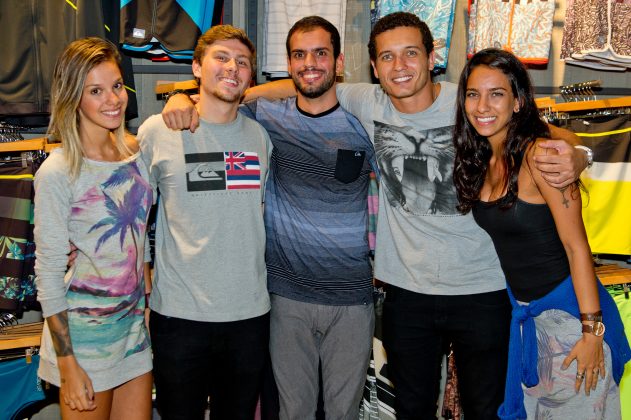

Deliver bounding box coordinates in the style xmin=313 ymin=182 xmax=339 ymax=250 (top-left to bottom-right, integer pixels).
xmin=559 ymin=186 xmax=570 ymax=208
xmin=50 ymin=312 xmax=74 ymax=357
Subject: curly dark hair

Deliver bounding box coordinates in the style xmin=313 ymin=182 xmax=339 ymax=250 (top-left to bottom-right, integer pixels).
xmin=453 ymin=48 xmax=550 ymax=214
xmin=368 ymin=12 xmax=433 ymax=62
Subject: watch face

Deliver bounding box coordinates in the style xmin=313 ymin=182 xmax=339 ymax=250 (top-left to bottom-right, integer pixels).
xmin=594 ymin=321 xmax=606 ymax=336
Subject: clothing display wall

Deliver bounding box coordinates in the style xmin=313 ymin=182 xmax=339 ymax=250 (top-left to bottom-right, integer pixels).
xmin=0 ymin=1 xmax=106 ymax=119
xmin=0 ymin=1 xmax=138 ymax=125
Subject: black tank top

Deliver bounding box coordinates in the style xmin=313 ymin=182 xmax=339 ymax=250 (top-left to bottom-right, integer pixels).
xmin=472 ymin=199 xmax=570 ymax=302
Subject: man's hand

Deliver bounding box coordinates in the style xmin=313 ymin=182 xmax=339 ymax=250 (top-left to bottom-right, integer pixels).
xmin=162 ymin=93 xmax=200 ymax=133
xmin=533 ymin=139 xmax=588 ymax=188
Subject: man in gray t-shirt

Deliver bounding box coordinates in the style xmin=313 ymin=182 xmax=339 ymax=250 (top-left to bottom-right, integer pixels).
xmin=334 ymin=13 xmax=588 ymax=419
xmin=139 ymin=25 xmax=272 ymax=420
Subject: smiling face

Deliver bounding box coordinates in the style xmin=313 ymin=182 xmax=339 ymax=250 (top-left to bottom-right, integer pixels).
xmin=193 ymin=38 xmax=253 ymax=104
xmin=371 ymin=26 xmax=435 ymax=111
xmin=78 ymin=60 xmax=127 ymax=135
xmin=464 ymin=65 xmax=520 ymax=145
xmin=287 ymin=27 xmax=342 ymax=99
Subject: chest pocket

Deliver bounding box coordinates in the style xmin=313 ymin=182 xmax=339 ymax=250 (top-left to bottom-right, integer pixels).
xmin=334 ymin=149 xmax=366 ymax=184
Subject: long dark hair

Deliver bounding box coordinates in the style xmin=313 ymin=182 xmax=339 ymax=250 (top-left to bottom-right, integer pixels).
xmin=453 ymin=48 xmax=549 ymax=213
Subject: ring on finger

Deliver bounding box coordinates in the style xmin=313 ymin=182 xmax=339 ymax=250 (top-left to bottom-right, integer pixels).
xmin=576 ymin=371 xmax=585 ymax=380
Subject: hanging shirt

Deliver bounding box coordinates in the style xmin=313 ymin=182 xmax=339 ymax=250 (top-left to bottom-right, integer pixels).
xmin=561 ymin=0 xmax=631 ymax=71
xmin=121 ymin=0 xmax=224 ymax=60
xmin=262 ymin=0 xmax=347 ymax=77
xmin=558 ymin=114 xmax=631 ymax=255
xmin=467 ymin=0 xmax=555 ymax=65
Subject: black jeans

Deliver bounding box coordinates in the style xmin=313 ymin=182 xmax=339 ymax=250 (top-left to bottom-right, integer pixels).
xmin=150 ymin=311 xmax=270 ymax=420
xmin=382 ymin=285 xmax=511 ymax=420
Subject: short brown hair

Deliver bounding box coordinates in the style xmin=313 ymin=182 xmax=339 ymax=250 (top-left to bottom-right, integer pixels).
xmin=193 ymin=25 xmax=256 ymax=73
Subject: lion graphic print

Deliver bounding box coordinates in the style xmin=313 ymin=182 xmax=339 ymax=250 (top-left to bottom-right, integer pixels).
xmin=374 ymin=121 xmax=458 ymax=215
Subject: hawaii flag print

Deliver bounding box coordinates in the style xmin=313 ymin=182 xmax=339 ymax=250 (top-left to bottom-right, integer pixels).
xmin=224 ymin=151 xmax=261 ymax=189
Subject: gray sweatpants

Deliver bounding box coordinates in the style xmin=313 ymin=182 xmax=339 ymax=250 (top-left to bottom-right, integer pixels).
xmin=270 ymin=294 xmax=375 ymax=420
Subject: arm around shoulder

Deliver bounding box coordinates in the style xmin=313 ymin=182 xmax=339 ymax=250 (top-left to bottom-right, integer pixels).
xmin=243 ymin=79 xmax=296 ymax=102
xmin=532 ymin=124 xmax=588 ymax=188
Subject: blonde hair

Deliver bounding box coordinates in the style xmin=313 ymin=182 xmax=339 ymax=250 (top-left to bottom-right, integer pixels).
xmin=47 ymin=37 xmax=131 ymax=179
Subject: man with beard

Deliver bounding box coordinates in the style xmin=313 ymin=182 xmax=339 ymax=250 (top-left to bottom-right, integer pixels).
xmin=163 ymin=16 xmax=377 ymax=420
xmin=137 ymin=25 xmax=272 ymax=420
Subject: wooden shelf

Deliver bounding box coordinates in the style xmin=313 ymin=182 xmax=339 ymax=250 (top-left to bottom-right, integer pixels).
xmin=595 ymin=264 xmax=631 ymax=287
xmin=155 ymin=79 xmax=198 ymax=95
xmin=0 ymin=322 xmax=43 ymax=350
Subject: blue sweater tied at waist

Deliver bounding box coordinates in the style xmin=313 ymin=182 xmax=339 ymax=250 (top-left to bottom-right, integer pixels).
xmin=498 ymin=275 xmax=631 ymax=420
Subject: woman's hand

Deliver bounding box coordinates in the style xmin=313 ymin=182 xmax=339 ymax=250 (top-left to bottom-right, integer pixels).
xmin=58 ymin=355 xmax=96 ymax=411
xmin=561 ymin=333 xmax=605 ymax=395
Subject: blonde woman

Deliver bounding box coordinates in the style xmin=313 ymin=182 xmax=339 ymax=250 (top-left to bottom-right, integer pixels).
xmin=34 ymin=37 xmax=153 ymax=419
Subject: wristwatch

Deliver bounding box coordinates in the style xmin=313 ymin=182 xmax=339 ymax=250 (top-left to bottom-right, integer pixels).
xmin=582 ymin=321 xmax=606 ymax=336
xmin=163 ymin=89 xmax=189 ymax=103
xmin=575 ymin=145 xmax=594 ymax=168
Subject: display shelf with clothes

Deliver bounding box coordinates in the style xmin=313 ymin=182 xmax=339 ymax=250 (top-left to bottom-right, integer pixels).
xmin=0 ymin=138 xmax=60 ymax=314
xmin=0 ymin=321 xmax=46 ymax=420
xmin=537 ymin=95 xmax=631 ymax=257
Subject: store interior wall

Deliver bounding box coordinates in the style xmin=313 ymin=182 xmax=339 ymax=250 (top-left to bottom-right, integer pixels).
xmin=9 ymin=1 xmax=629 ymax=418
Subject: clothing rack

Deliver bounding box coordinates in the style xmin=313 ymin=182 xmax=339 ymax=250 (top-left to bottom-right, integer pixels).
xmin=0 ymin=137 xmax=61 ymax=154
xmin=0 ymin=322 xmax=43 ymax=352
xmin=535 ymin=95 xmax=631 ymax=113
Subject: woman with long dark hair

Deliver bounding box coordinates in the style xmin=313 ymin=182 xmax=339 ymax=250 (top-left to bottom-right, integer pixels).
xmin=453 ymin=48 xmax=629 ymax=419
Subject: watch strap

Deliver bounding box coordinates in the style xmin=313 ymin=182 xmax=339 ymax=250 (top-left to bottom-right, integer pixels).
xmin=580 ymin=310 xmax=602 ymax=321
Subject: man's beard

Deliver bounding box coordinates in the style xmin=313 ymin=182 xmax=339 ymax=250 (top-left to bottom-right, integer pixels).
xmin=293 ymin=68 xmax=336 ymax=99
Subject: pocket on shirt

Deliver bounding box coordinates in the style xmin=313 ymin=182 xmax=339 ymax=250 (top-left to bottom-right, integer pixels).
xmin=334 ymin=149 xmax=365 ymax=184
